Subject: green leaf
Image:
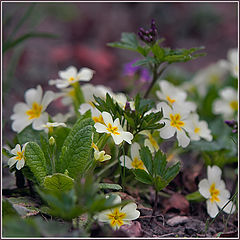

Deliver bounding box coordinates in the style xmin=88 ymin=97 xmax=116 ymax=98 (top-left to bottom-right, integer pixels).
xmin=44 ymin=173 xmax=74 ymax=193
xmin=40 ymin=135 xmax=52 ymax=174
xmin=3 ymin=32 xmax=58 ymax=53
xmin=17 ymin=125 xmax=44 ymax=146
xmin=153 ymin=150 xmax=167 ymax=176
xmin=98 ymin=183 xmax=122 ymax=190
xmin=24 ymin=142 xmax=47 ymax=185
xmin=133 ymin=169 xmax=152 ymax=185
xmin=164 ymin=161 xmax=181 ymax=182
xmin=151 ymin=43 xmax=165 ymax=61
xmin=185 ymin=191 xmax=205 ymax=202
xmin=139 ymin=147 xmax=153 ymax=175
xmin=2 ymin=148 xmax=14 ymax=158
xmin=107 ymin=32 xmax=139 ymax=51
xmin=2 ymin=199 xmax=18 ymax=219
xmin=57 ymin=117 xmax=94 ymax=178
xmin=132 ymin=57 xmax=156 ymax=67
xmin=154 ymin=176 xmax=168 ymax=192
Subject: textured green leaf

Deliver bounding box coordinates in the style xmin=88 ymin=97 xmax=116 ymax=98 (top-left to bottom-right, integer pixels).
xmin=57 ymin=117 xmax=94 ymax=178
xmin=154 ymin=176 xmax=168 ymax=192
xmin=98 ymin=183 xmax=122 ymax=190
xmin=164 ymin=161 xmax=181 ymax=182
xmin=151 ymin=43 xmax=165 ymax=61
xmin=132 ymin=57 xmax=156 ymax=67
xmin=133 ymin=169 xmax=152 ymax=185
xmin=44 ymin=173 xmax=74 ymax=193
xmin=139 ymin=147 xmax=153 ymax=175
xmin=24 ymin=142 xmax=47 ymax=185
xmin=153 ymin=150 xmax=167 ymax=176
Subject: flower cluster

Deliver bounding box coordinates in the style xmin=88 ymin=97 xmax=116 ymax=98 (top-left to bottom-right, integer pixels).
xmin=138 ymin=19 xmax=158 ymax=43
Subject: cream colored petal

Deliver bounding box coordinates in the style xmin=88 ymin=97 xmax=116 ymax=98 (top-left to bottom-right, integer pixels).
xmin=121 ymin=203 xmax=140 ymax=220
xmin=77 ymin=67 xmax=95 ymax=81
xmin=120 ymin=131 xmax=133 ymax=144
xmin=207 ymin=165 xmax=222 ymax=185
xmin=111 ymin=133 xmax=124 ymax=145
xmin=120 ymin=155 xmax=133 ymax=169
xmin=144 ymin=139 xmax=155 ymax=153
xmin=11 ymin=144 xmax=21 ymax=155
xmin=8 ymin=157 xmax=17 ymax=168
xmin=41 ymin=91 xmax=55 ymax=111
xmin=176 ymin=130 xmax=190 ymax=148
xmin=25 ymin=85 xmax=42 ymax=107
xmin=32 ymin=113 xmax=48 ymax=130
xmin=130 ymin=142 xmax=141 ymax=160
xmin=160 ymin=121 xmax=176 ymax=139
xmin=217 ymin=196 xmax=236 ymax=214
xmin=59 ymin=66 xmax=77 ymax=79
xmin=102 ymin=112 xmax=114 ymax=125
xmin=16 ymin=159 xmax=25 ymax=170
xmin=198 ymin=179 xmax=211 ymax=199
xmin=206 ymin=199 xmax=219 ymax=218
xmin=94 ymin=122 xmax=107 ymax=133
xmin=12 ymin=118 xmax=32 ymax=133
xmin=11 ymin=103 xmax=29 ymax=119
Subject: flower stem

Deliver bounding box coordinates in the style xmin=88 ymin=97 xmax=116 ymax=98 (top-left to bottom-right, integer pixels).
xmin=144 ymin=64 xmax=168 ymax=98
xmin=152 ymin=189 xmax=158 ymax=216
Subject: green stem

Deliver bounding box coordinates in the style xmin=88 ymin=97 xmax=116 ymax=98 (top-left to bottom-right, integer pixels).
xmin=144 ymin=64 xmax=168 ymax=98
xmin=97 ymin=133 xmax=110 ymax=150
xmin=96 ymin=159 xmax=118 ymax=179
xmin=152 ymin=189 xmax=158 ymax=216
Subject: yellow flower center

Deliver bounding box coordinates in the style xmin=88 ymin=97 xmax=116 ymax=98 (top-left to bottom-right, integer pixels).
xmin=166 ymin=96 xmax=175 ymax=104
xmin=148 ymin=133 xmax=159 ymax=151
xmin=131 ymin=157 xmax=145 ymax=170
xmin=194 ymin=127 xmax=200 ymax=133
xmin=93 ymin=115 xmax=105 ymax=125
xmin=68 ymin=77 xmax=75 ymax=82
xmin=106 ymin=123 xmax=120 ymax=135
xmin=170 ymin=113 xmax=184 ymax=130
xmin=209 ymin=183 xmax=220 ymax=203
xmin=26 ymin=102 xmax=43 ymax=119
xmin=107 ymin=208 xmax=126 ymax=228
xmin=229 ymin=100 xmax=238 ymax=111
xmin=16 ymin=151 xmax=24 ymax=161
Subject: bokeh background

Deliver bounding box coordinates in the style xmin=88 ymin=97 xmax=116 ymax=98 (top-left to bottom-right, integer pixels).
xmin=2 ymin=2 xmax=238 ymax=142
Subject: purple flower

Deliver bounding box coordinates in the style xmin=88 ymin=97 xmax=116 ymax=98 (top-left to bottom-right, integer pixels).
xmin=123 ymin=59 xmax=151 ymax=83
xmin=225 ymin=120 xmax=238 ymax=133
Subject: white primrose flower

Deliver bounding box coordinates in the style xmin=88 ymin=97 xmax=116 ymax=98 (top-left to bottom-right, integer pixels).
xmin=52 ymin=112 xmax=73 ymax=123
xmin=94 ymin=112 xmax=133 ymax=145
xmin=140 ymin=130 xmax=159 ymax=153
xmin=227 ymin=48 xmax=238 ymax=78
xmin=96 ymin=194 xmax=140 ymax=230
xmin=8 ymin=143 xmax=28 ymax=170
xmin=120 ymin=142 xmax=147 ymax=171
xmin=157 ymin=102 xmax=194 ymax=148
xmin=213 ymin=87 xmax=238 ymax=119
xmin=49 ymin=66 xmax=95 ymax=89
xmin=188 ymin=113 xmax=213 ymax=142
xmin=198 ymin=165 xmax=236 ymax=218
xmin=11 ymin=85 xmax=55 ymax=133
xmin=156 ymin=80 xmax=196 ymax=112
xmin=112 ymin=92 xmax=135 ymax=110
xmin=79 ymin=103 xmax=104 ymax=125
xmin=39 ymin=122 xmax=67 ymax=133
xmin=91 ymin=142 xmax=111 ymax=162
xmin=189 ymin=61 xmax=229 ymax=97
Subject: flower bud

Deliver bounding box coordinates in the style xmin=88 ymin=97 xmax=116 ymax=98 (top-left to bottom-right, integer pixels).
xmin=49 ymin=136 xmax=55 ymax=145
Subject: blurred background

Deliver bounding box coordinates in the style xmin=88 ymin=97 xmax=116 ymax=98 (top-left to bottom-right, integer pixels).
xmin=2 ymin=2 xmax=238 ymax=142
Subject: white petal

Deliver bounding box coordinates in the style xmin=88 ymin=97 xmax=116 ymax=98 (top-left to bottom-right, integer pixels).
xmin=206 ymin=199 xmax=219 ymax=218
xmin=16 ymin=159 xmax=25 ymax=170
xmin=220 ymin=87 xmax=237 ymax=101
xmin=119 ymin=155 xmax=133 ymax=169
xmin=198 ymin=179 xmax=210 ymax=199
xmin=59 ymin=66 xmax=77 ymax=79
xmin=102 ymin=112 xmax=114 ymax=125
xmin=32 ymin=113 xmax=48 ymax=130
xmin=12 ymin=118 xmax=32 ymax=133
xmin=144 ymin=139 xmax=155 ymax=153
xmin=156 ymin=102 xmax=172 ymax=118
xmin=25 ymin=85 xmax=42 ymax=107
xmin=77 ymin=67 xmax=95 ymax=81
xmin=11 ymin=103 xmax=29 ymax=119
xmin=176 ymin=130 xmax=190 ymax=148
xmin=11 ymin=144 xmax=21 ymax=155
xmin=8 ymin=157 xmax=17 ymax=167
xmin=130 ymin=142 xmax=141 ymax=160
xmin=56 ymin=81 xmax=70 ymax=89
xmin=159 ymin=121 xmax=176 ymax=139
xmin=120 ymin=131 xmax=133 ymax=144
xmin=121 ymin=203 xmax=140 ymax=220
xmin=97 ymin=210 xmax=112 ymax=222
xmin=41 ymin=91 xmax=55 ymax=110
xmin=94 ymin=123 xmax=107 ymax=133
xmin=111 ymin=133 xmax=123 ymax=145
xmin=207 ymin=165 xmax=222 ymax=185
xmin=217 ymin=196 xmax=236 ymax=214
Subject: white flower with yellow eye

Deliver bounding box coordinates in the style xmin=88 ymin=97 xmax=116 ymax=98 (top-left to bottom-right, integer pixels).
xmin=96 ymin=194 xmax=140 ymax=230
xmin=157 ymin=102 xmax=194 ymax=148
xmin=8 ymin=143 xmax=28 ymax=170
xmin=94 ymin=112 xmax=133 ymax=145
xmin=91 ymin=142 xmax=111 ymax=162
xmin=120 ymin=142 xmax=147 ymax=171
xmin=198 ymin=165 xmax=236 ymax=218
xmin=213 ymin=87 xmax=238 ymax=119
xmin=156 ymin=80 xmax=196 ymax=112
xmin=188 ymin=114 xmax=212 ymax=142
xmin=79 ymin=103 xmax=105 ymax=125
xmin=227 ymin=49 xmax=238 ymax=78
xmin=140 ymin=130 xmax=159 ymax=153
xmin=11 ymin=85 xmax=55 ymax=133
xmin=39 ymin=122 xmax=66 ymax=133
xmin=49 ymin=66 xmax=95 ymax=89
xmin=112 ymin=92 xmax=135 ymax=110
